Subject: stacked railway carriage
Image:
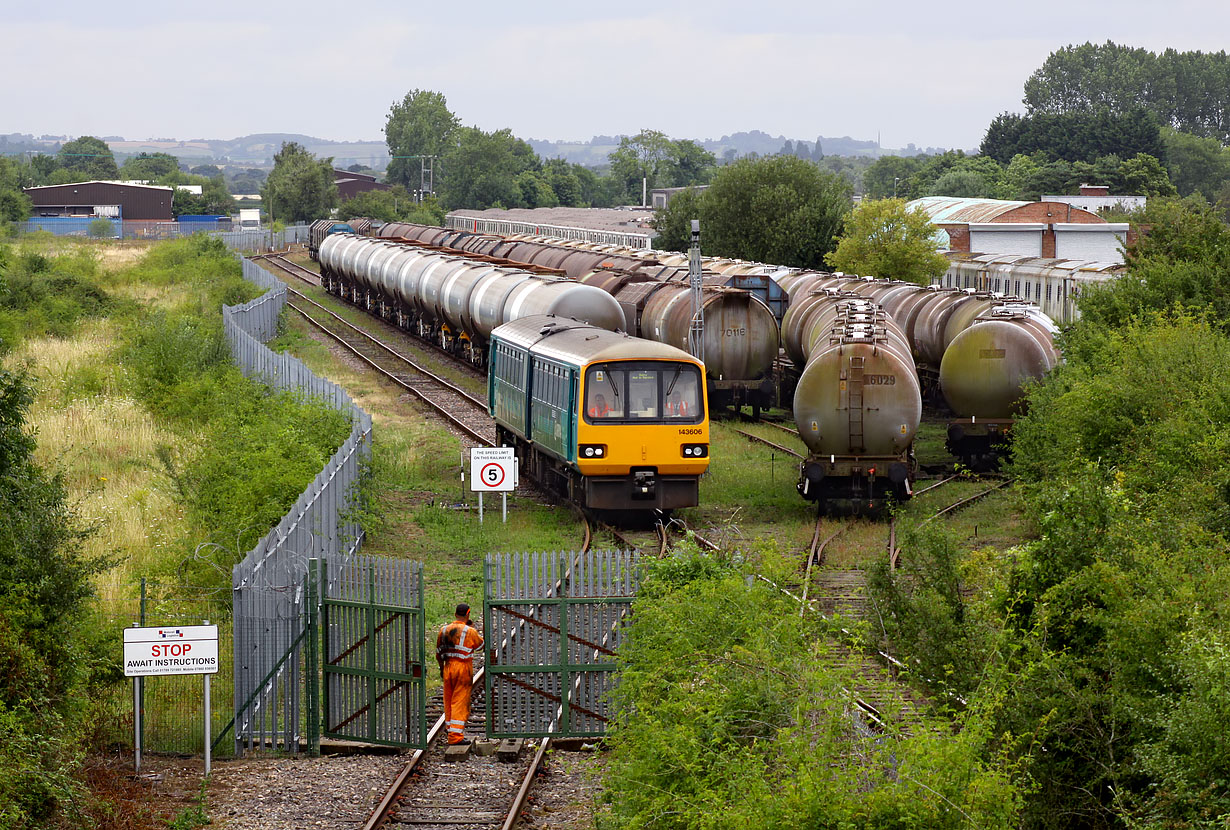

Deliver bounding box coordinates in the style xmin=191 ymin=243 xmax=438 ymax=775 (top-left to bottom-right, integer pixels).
xmin=489 ymin=315 xmax=710 ymax=512
xmin=379 ymin=222 xmax=781 ymax=414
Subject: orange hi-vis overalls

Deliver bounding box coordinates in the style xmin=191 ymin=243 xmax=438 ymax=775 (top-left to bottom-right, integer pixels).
xmin=436 ymin=620 xmax=484 ymax=744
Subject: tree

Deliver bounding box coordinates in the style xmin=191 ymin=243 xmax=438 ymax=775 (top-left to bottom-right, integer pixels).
xmin=1078 ymin=196 xmax=1230 ymax=329
xmin=699 ymin=156 xmax=852 ymax=268
xmin=438 ymin=127 xmax=540 ymax=210
xmin=928 ymin=168 xmax=994 ymax=198
xmin=56 ymin=136 xmax=117 ymax=179
xmin=190 ymin=163 xmax=222 ymax=178
xmin=862 ymin=155 xmax=924 ymax=199
xmin=1118 ymin=152 xmax=1177 ymax=196
xmin=824 ymin=198 xmax=949 ymax=284
xmin=649 ymin=186 xmax=704 ymax=251
xmin=662 ymin=139 xmax=716 ymax=189
xmin=384 ymin=89 xmax=459 ymax=190
xmin=262 ymin=142 xmax=337 ymax=223
xmin=0 ymin=157 xmax=33 ymax=221
xmin=1024 ymin=41 xmax=1230 ymax=142
xmin=980 ymin=108 xmax=1166 ymax=165
xmin=119 ymin=152 xmax=181 ymax=180
xmin=608 ymin=129 xmax=675 ymax=203
xmin=1162 ymin=127 xmax=1230 ymax=199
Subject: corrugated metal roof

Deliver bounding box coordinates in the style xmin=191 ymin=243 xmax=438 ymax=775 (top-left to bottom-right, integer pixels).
xmin=907 ymin=196 xmax=1033 ymax=224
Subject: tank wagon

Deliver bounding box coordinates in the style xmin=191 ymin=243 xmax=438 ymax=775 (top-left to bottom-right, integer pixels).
xmin=779 ymin=272 xmax=1061 ymax=468
xmin=316 ymin=233 xmax=625 ymax=364
xmin=490 ymin=315 xmax=709 ymax=512
xmin=784 ymin=292 xmax=921 ymax=510
xmin=379 ymin=223 xmax=781 ymax=413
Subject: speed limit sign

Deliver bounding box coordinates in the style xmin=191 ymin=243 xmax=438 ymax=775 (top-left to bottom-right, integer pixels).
xmin=470 ymin=447 xmax=517 ymax=492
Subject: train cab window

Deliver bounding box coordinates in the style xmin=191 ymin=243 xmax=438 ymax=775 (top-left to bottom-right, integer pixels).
xmin=586 ymin=367 xmax=626 ymax=419
xmin=585 ymin=362 xmax=702 ymax=423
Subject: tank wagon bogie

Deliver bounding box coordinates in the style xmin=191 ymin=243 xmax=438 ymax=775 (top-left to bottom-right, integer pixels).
xmin=490 ymin=315 xmax=710 ymax=512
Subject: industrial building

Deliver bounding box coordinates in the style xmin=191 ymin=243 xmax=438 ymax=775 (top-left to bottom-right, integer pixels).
xmin=1041 ymin=184 xmax=1147 ymax=216
xmin=333 ymin=169 xmax=391 ymax=201
xmin=23 ymin=180 xmax=174 ymax=220
xmin=907 ymin=196 xmax=1129 ymax=262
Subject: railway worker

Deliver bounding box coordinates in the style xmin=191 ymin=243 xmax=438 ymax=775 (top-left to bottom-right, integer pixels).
xmin=436 ymin=603 xmax=484 ymax=745
xmin=666 ymin=392 xmax=689 ymax=417
xmin=588 ymin=393 xmax=611 ymax=418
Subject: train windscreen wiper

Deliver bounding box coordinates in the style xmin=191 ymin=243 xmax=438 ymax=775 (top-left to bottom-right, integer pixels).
xmin=664 ymin=364 xmax=683 ymax=398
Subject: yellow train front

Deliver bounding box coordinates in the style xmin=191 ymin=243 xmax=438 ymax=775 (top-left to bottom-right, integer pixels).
xmin=489 ymin=314 xmax=709 ymax=513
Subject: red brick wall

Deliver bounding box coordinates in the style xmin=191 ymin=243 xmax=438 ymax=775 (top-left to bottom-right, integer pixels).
xmin=940 ymin=224 xmax=970 ymax=252
xmin=995 ymin=201 xmax=1103 ymax=224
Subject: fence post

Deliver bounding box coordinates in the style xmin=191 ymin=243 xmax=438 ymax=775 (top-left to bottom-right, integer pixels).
xmin=306 ymin=558 xmax=320 ymax=756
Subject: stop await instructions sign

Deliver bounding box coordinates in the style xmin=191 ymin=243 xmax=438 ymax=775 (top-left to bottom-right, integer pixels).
xmin=470 ymin=446 xmax=518 ymax=492
xmin=124 ymin=625 xmax=219 ymax=677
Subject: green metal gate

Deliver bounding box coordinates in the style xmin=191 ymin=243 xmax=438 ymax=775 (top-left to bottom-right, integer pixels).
xmin=320 ymin=555 xmax=426 ymax=749
xmin=484 ymin=550 xmax=639 ymax=739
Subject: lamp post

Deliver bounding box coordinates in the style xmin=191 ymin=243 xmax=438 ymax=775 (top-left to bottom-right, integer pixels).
xmin=893 ymin=177 xmax=901 ymax=199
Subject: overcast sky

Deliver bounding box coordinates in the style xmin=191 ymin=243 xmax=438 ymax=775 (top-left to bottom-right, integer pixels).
xmin=5 ymin=0 xmax=1229 ymax=153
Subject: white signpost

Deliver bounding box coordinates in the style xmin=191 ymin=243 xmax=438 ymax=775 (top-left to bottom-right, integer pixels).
xmin=470 ymin=446 xmax=517 ymax=523
xmin=124 ymin=623 xmax=219 ymax=775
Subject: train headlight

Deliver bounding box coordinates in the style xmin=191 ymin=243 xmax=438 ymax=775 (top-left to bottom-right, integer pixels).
xmin=580 ymin=444 xmax=607 ymax=459
xmin=681 ymin=444 xmax=708 ymax=458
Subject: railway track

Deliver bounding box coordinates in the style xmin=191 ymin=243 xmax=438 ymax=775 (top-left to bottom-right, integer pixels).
xmin=364 ymin=515 xmax=595 ymax=830
xmin=255 ymin=252 xmax=488 ymax=382
xmin=275 ymin=276 xmax=497 ymax=447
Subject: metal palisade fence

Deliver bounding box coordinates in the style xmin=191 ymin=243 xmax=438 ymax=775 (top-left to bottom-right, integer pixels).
xmin=224 ymin=256 xmax=374 ymax=755
xmin=484 ymin=549 xmax=640 ymax=739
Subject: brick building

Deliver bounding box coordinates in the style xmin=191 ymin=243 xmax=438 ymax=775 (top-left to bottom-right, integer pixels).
xmin=908 ymin=196 xmax=1129 ymax=261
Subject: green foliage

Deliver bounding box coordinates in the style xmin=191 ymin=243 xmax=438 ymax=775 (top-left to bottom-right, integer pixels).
xmin=1077 ymin=198 xmax=1230 ymax=329
xmin=336 ymin=186 xmax=431 ymax=223
xmin=1024 ymin=41 xmax=1230 ymax=142
xmin=648 ymin=186 xmax=703 ymax=251
xmin=824 ymin=197 xmax=950 ymax=284
xmin=607 ymin=129 xmax=716 ymax=204
xmin=0 ymin=369 xmax=102 ymax=829
xmin=56 ymin=135 xmax=118 ymax=180
xmin=0 ymin=244 xmax=109 ymax=354
xmin=112 ymin=236 xmax=352 ymax=586
xmin=262 ymin=141 xmax=338 ymax=223
xmin=439 ymin=127 xmax=542 ymax=210
xmin=981 ymin=109 xmax=1166 ymax=166
xmin=87 ymin=217 xmax=114 ymax=238
xmin=1162 ymin=127 xmax=1230 ymax=200
xmin=674 ymin=155 xmax=851 ymax=268
xmin=0 ymin=157 xmax=33 ymax=222
xmin=384 ymin=89 xmax=460 ymax=189
xmin=119 ymin=151 xmax=182 ymax=180
xmin=604 ymin=545 xmax=1023 ymax=828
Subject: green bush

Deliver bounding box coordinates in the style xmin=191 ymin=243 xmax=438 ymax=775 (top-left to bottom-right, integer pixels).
xmin=0 ymin=245 xmax=110 ymax=353
xmin=603 ymin=544 xmax=1022 ymax=828
xmin=0 ymin=369 xmax=102 ymax=829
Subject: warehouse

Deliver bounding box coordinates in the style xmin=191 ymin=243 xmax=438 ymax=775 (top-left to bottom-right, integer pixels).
xmin=23 ymin=180 xmax=174 ymax=221
xmin=908 ymin=196 xmax=1130 ymax=262
xmin=333 ymin=169 xmax=391 ymax=201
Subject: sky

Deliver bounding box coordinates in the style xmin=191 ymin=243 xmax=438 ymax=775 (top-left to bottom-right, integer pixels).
xmin=5 ymin=0 xmax=1230 ymax=153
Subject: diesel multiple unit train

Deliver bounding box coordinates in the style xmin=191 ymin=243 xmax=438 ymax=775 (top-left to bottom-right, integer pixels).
xmin=490 ymin=315 xmax=710 ymax=512
xmin=309 ymin=221 xmax=1071 ymax=512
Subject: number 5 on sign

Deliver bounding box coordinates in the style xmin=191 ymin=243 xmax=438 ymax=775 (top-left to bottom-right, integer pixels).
xmin=469 ymin=447 xmax=517 ymax=524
